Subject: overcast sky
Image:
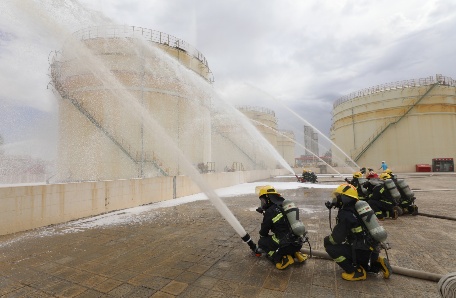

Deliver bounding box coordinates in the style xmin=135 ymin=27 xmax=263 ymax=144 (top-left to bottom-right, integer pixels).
xmin=1 ymin=0 xmax=456 ymax=159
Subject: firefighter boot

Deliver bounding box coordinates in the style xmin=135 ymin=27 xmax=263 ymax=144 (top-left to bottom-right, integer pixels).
xmin=341 ymin=266 xmax=366 ymax=281
xmin=391 ymin=207 xmax=400 ymax=220
xmin=410 ymin=205 xmax=419 ymax=216
xmin=276 ymin=255 xmax=294 ymax=270
xmin=294 ymin=251 xmax=308 ymax=263
xmin=377 ymin=257 xmax=393 ymax=279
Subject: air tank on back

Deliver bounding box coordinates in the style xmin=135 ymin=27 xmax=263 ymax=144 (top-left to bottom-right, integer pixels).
xmin=355 ymin=200 xmax=387 ymax=243
xmin=384 ymin=179 xmax=402 ymax=203
xmin=396 ymin=179 xmax=415 ymax=199
xmin=282 ymin=199 xmax=307 ymax=237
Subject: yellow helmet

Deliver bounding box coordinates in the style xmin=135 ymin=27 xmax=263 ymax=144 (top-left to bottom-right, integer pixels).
xmin=332 ymin=183 xmax=358 ymax=200
xmin=380 ymin=173 xmax=391 ymax=180
xmin=383 ymin=168 xmax=393 ymax=174
xmin=258 ymin=185 xmax=278 ymax=197
xmin=353 ymin=171 xmax=363 ymax=178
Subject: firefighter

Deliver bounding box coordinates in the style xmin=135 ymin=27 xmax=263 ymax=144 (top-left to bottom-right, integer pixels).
xmin=382 ymin=168 xmax=396 ymax=179
xmin=324 ymin=183 xmax=392 ymax=281
xmin=366 ymin=168 xmax=379 ymax=179
xmin=383 ymin=170 xmax=418 ymax=215
xmin=256 ymin=185 xmax=308 ymax=270
xmin=368 ymin=173 xmax=401 ymax=220
xmin=302 ymin=169 xmax=318 ymax=183
xmin=345 ymin=171 xmax=367 ymax=199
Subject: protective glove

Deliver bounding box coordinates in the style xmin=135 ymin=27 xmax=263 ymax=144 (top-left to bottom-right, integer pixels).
xmin=255 ymin=207 xmax=264 ymax=214
xmin=324 ymin=201 xmax=333 ymax=209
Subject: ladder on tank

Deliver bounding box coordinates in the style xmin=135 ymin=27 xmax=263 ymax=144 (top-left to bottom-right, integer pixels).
xmin=58 ymin=94 xmax=170 ymax=177
xmin=352 ymin=83 xmax=438 ymax=162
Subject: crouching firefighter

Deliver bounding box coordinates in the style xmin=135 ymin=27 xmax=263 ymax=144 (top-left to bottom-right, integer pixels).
xmin=324 ymin=183 xmax=392 ymax=281
xmin=256 ymin=185 xmax=309 ymax=270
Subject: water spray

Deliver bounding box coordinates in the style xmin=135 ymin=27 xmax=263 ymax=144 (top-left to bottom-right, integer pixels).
xmin=244 ymin=83 xmax=359 ymax=172
xmin=51 ymin=30 xmax=260 ymax=253
xmin=250 ymin=119 xmax=343 ymax=177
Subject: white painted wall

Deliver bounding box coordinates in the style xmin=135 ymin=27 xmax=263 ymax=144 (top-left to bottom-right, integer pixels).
xmin=0 ymin=169 xmax=288 ymax=236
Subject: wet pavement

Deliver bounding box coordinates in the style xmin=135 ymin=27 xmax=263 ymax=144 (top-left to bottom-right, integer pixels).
xmin=0 ymin=173 xmax=455 ymax=297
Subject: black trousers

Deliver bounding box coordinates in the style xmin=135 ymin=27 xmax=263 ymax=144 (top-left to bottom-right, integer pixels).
xmin=258 ymin=236 xmax=302 ymax=263
xmin=324 ymin=242 xmax=372 ymax=273
xmin=369 ymin=200 xmax=394 ymax=218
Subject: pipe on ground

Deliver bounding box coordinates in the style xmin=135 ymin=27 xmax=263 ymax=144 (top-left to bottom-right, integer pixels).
xmin=418 ymin=212 xmax=456 ymax=221
xmin=301 ymin=248 xmax=444 ymax=282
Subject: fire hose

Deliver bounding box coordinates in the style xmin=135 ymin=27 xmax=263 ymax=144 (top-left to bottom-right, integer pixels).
xmin=300 ymin=248 xmax=445 ymax=282
xmin=418 ymin=212 xmax=456 ymax=221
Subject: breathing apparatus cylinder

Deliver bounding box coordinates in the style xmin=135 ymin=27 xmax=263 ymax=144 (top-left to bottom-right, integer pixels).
xmin=358 ymin=178 xmax=369 ymax=195
xmin=282 ymin=199 xmax=307 ymax=237
xmin=355 ymin=200 xmax=387 ymax=243
xmin=396 ymin=179 xmax=414 ymax=199
xmin=384 ymin=179 xmax=401 ymax=202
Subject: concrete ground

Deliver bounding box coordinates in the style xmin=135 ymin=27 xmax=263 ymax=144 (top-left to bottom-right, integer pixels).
xmin=0 ymin=173 xmax=455 ymax=297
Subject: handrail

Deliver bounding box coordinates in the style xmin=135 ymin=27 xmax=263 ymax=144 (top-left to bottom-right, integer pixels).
xmin=333 ymin=74 xmax=455 ymax=109
xmin=236 ymin=105 xmax=276 ymax=117
xmin=64 ymin=95 xmax=169 ymax=176
xmin=71 ymin=25 xmax=214 ymax=83
xmin=352 ymin=83 xmax=438 ymax=162
xmin=49 ymin=52 xmax=169 ymax=177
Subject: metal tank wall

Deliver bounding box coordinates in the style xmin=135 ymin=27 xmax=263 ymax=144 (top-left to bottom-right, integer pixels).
xmin=51 ymin=26 xmax=213 ymax=181
xmin=237 ymin=106 xmax=278 ymax=149
xmin=277 ymin=130 xmax=296 ymax=166
xmin=331 ymin=75 xmax=456 ymax=172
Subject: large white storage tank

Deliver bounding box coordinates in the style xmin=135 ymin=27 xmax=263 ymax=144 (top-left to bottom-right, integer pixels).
xmin=331 ymin=74 xmax=456 ymax=172
xmin=237 ymin=106 xmax=278 ymax=149
xmin=277 ymin=130 xmax=296 ymax=166
xmin=50 ymin=26 xmax=213 ymax=181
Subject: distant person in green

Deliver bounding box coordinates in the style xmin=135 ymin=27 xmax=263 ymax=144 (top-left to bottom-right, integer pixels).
xmin=379 ymin=161 xmax=388 ymax=171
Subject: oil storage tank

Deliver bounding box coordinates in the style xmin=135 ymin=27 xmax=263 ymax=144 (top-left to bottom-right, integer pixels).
xmin=237 ymin=106 xmax=278 ymax=149
xmin=50 ymin=26 xmax=213 ymax=181
xmin=331 ymin=74 xmax=456 ymax=172
xmin=277 ymin=130 xmax=296 ymax=167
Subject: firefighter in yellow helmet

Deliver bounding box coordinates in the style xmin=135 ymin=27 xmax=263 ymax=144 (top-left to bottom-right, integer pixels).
xmin=302 ymin=169 xmax=318 ymax=183
xmin=368 ymin=173 xmax=401 ymax=220
xmin=324 ymin=183 xmax=392 ymax=281
xmin=345 ymin=171 xmax=367 ymax=199
xmin=256 ymin=185 xmax=308 ymax=270
xmin=382 ymin=169 xmax=418 ymax=215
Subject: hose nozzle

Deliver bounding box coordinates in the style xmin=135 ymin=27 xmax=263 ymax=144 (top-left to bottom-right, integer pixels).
xmin=241 ymin=233 xmax=258 ymax=254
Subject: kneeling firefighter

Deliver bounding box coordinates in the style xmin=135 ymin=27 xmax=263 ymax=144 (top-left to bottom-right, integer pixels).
xmin=256 ymin=185 xmax=309 ymax=270
xmin=369 ymin=173 xmax=402 ymax=220
xmin=385 ymin=170 xmax=418 ymax=215
xmin=324 ymin=183 xmax=392 ymax=281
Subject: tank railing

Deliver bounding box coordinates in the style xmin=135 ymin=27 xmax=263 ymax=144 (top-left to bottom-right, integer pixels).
xmin=352 ymin=82 xmax=438 ymax=162
xmin=71 ymin=25 xmax=214 ymax=82
xmin=236 ymin=105 xmax=276 ymax=117
xmin=333 ymin=75 xmax=456 ymax=109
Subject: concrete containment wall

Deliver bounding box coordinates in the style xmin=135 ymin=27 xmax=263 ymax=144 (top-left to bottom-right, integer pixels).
xmin=331 ymin=75 xmax=456 ymax=172
xmin=0 ymin=169 xmax=288 ymax=236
